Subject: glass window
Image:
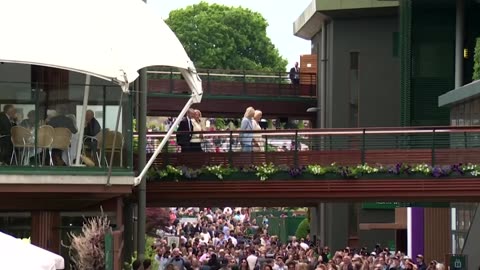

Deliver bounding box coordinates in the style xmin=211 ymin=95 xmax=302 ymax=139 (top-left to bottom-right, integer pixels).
xmin=0 ymin=213 xmax=31 ymax=239
xmin=451 ymin=105 xmax=459 ymax=126
xmin=458 ymin=103 xmax=465 ymax=126
xmin=464 ymin=101 xmax=471 ymax=126
xmin=0 ymin=64 xmax=132 ymax=170
xmin=472 ymin=99 xmax=480 ymax=125
xmin=451 ymin=203 xmax=479 ymax=252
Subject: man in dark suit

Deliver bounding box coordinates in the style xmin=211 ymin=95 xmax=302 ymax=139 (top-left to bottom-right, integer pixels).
xmin=289 ymin=62 xmax=300 ymax=86
xmin=0 ymin=104 xmax=17 ymax=164
xmin=47 ymin=104 xmax=77 ymax=165
xmin=84 ymin=109 xmax=101 ymax=154
xmin=176 ymin=109 xmax=194 ymax=152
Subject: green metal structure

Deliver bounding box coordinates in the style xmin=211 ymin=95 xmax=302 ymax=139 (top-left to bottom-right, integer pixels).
xmin=400 ymin=0 xmax=455 ymax=126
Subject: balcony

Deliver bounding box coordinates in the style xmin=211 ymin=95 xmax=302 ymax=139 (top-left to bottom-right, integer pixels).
xmin=0 ymin=69 xmax=134 ymax=185
xmin=143 ymin=126 xmax=480 ymax=168
xmin=146 ymin=68 xmax=318 ymax=118
xmin=147 ymin=68 xmax=317 ymax=98
xmin=142 ymin=126 xmax=480 ymax=206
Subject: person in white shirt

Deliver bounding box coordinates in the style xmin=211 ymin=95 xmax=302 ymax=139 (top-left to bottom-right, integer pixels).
xmin=246 ymin=249 xmax=258 ymax=270
xmin=200 ymin=228 xmax=211 ymax=243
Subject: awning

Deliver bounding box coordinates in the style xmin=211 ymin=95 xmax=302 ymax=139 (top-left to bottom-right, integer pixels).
xmin=0 ymin=231 xmax=64 ymax=270
xmin=0 ymin=0 xmax=202 ymax=96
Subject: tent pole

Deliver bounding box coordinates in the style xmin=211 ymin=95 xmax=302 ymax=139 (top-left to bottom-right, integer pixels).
xmin=134 ymin=96 xmax=194 ymax=184
xmin=74 ymin=74 xmax=91 ymax=166
xmin=106 ymin=91 xmax=124 ymax=186
xmin=137 ymin=67 xmax=148 ymax=261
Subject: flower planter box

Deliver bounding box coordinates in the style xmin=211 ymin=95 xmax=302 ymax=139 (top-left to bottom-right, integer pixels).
xmin=148 ymin=172 xmax=478 ymax=182
xmin=226 ymin=172 xmax=257 ymax=181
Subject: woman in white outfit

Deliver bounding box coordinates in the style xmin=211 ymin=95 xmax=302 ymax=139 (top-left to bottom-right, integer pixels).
xmin=190 ymin=109 xmax=204 ymax=152
xmin=252 ymin=110 xmax=264 ymax=152
xmin=239 ymin=107 xmax=255 ymax=152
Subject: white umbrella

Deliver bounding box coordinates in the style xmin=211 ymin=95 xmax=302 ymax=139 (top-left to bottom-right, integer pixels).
xmin=0 ymin=0 xmax=202 ymax=178
xmin=0 ymin=231 xmax=65 ymax=270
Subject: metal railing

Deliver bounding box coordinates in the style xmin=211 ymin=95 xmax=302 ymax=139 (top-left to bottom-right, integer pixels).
xmin=147 ymin=68 xmax=317 ymax=97
xmin=135 ymin=126 xmax=480 ymax=168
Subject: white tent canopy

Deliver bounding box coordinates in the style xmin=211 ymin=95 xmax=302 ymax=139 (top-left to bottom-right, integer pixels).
xmin=0 ymin=0 xmax=203 ymax=179
xmin=0 ymin=0 xmax=202 ymax=94
xmin=0 ymin=231 xmax=65 ymax=270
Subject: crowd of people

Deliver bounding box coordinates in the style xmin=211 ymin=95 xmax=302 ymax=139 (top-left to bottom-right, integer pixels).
xmin=131 ymin=208 xmax=446 ymax=270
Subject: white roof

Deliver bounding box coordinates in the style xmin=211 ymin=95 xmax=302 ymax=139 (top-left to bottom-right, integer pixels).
xmin=0 ymin=0 xmax=201 ymax=93
xmin=0 ymin=232 xmax=64 ymax=270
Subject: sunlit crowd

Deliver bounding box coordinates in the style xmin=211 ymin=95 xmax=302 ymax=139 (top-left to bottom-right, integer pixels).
xmin=131 ymin=208 xmax=446 ymax=270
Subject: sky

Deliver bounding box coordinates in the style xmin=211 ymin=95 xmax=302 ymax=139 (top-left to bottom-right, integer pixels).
xmin=147 ymin=0 xmax=312 ymax=70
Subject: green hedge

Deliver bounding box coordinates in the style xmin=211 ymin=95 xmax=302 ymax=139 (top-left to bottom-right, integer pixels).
xmin=295 ymin=218 xmax=310 ymax=239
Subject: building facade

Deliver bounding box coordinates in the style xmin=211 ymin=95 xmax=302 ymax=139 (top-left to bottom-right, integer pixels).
xmin=439 ymin=80 xmax=480 ymax=270
xmin=294 ymin=0 xmax=480 ymax=261
xmin=0 ymin=63 xmax=134 ymax=267
xmin=293 ymin=0 xmax=401 ymax=252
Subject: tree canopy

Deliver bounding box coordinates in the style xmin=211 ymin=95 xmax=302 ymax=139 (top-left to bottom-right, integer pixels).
xmin=165 ymin=2 xmax=288 ymax=71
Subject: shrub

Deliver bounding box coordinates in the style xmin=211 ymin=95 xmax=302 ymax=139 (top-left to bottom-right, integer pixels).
xmin=145 ymin=208 xmax=170 ymax=236
xmin=64 ymin=212 xmax=112 ymax=270
xmin=124 ymin=237 xmax=160 ymax=270
xmin=295 ymin=218 xmax=310 ymax=239
xmin=474 ymin=37 xmax=480 ymax=81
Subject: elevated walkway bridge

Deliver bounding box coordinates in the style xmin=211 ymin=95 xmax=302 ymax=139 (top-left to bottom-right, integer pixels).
xmin=140 ymin=126 xmax=480 ymax=206
xmin=146 ymin=68 xmax=317 ymax=119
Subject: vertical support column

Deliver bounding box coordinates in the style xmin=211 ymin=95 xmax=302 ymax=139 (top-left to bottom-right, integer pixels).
xmin=400 ymin=0 xmax=413 ymax=126
xmin=31 ymin=211 xmax=61 ymax=253
xmin=318 ymin=22 xmax=327 ymax=129
xmin=424 ymin=208 xmax=451 ymax=263
xmin=318 ymin=21 xmax=328 ymax=249
xmin=137 ymin=64 xmax=147 ymax=260
xmin=309 ymin=206 xmax=319 ymax=243
xmin=309 ymin=204 xmax=326 ymax=246
xmin=114 ymin=197 xmax=125 ymax=270
xmin=319 ymin=203 xmax=326 ymax=246
xmin=123 ymin=200 xmax=134 ymax=265
xmin=455 ymin=0 xmax=465 ymax=88
xmin=116 ymin=197 xmax=124 ymax=231
xmin=136 ymin=0 xmax=148 ymax=260
xmin=407 ymin=207 xmax=424 ymax=258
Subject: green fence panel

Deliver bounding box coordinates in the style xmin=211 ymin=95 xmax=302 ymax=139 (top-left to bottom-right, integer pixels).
xmin=105 ymin=232 xmax=113 ymax=270
xmin=285 ymin=217 xmax=305 ymax=240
